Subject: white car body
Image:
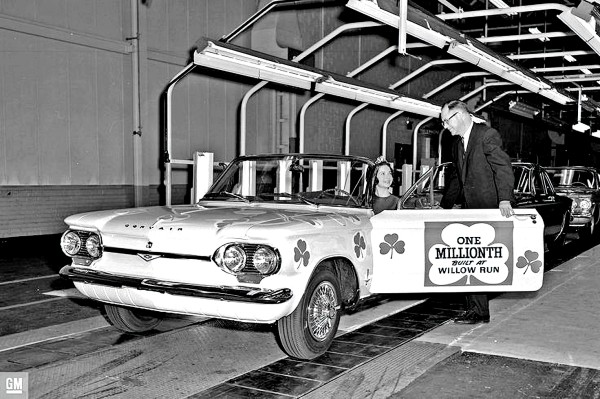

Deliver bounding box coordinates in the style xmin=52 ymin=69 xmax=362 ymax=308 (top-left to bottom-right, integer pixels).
xmin=60 ymin=153 xmax=544 ymax=359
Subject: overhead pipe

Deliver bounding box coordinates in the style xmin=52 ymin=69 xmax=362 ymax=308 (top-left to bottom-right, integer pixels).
xmin=412 ymin=81 xmax=513 ymax=178
xmin=437 ymin=4 xmax=569 ymax=20
xmin=223 ymin=0 xmax=321 ymax=43
xmin=164 ymin=63 xmax=197 ymax=205
xmin=239 ymin=21 xmax=383 ymax=156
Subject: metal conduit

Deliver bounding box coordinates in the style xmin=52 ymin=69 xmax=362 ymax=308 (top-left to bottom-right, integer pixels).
xmin=437 ymin=4 xmax=569 ymax=20
xmin=413 ymin=81 xmax=512 ymax=179
xmin=164 ymin=63 xmax=198 ymax=205
xmin=238 ymin=21 xmax=383 ymax=156
xmin=222 ymin=0 xmax=321 ymax=43
xmin=299 ymin=93 xmax=325 ymax=153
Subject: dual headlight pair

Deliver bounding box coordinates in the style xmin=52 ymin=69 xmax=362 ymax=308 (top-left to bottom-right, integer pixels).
xmin=213 ymin=244 xmax=280 ymax=275
xmin=61 ymin=230 xmax=280 ymax=276
xmin=61 ymin=231 xmax=102 ymax=258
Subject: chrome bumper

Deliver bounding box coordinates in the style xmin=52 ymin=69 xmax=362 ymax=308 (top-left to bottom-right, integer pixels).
xmin=59 ymin=266 xmax=292 ymax=304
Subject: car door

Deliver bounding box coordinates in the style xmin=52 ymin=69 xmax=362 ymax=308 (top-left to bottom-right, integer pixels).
xmin=532 ymin=167 xmax=564 ymax=237
xmin=369 ymin=164 xmax=544 ymax=294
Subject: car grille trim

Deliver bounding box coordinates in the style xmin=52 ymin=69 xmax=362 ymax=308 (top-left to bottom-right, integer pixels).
xmin=103 ymin=247 xmax=211 ymax=261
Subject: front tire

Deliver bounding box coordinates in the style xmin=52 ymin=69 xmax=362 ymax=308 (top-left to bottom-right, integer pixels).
xmin=104 ymin=304 xmax=163 ymax=333
xmin=277 ymin=266 xmax=341 ymax=360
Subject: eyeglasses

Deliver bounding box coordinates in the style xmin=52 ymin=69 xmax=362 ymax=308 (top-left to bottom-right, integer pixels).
xmin=441 ymin=111 xmax=459 ymax=127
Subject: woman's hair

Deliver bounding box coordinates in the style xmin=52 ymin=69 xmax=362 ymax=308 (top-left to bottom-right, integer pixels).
xmin=367 ymin=156 xmax=393 ymax=207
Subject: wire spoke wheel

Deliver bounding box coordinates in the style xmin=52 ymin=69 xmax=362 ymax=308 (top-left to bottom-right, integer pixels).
xmin=307 ymin=281 xmax=338 ymax=342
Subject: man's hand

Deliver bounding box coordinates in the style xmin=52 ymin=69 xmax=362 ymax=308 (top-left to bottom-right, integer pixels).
xmin=499 ymin=200 xmax=514 ymax=218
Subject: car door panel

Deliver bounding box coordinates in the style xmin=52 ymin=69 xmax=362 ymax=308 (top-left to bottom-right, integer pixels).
xmin=369 ymin=209 xmax=544 ymax=293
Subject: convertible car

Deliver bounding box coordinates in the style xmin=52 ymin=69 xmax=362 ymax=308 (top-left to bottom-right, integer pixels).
xmin=59 ymin=154 xmax=544 ymax=359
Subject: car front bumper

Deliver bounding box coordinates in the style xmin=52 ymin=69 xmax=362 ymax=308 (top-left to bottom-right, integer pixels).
xmin=60 ymin=265 xmax=295 ymax=323
xmin=568 ymin=215 xmax=593 ymax=229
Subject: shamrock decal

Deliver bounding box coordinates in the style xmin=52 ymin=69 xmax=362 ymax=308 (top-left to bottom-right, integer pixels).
xmin=353 ymin=232 xmax=366 ymax=259
xmin=516 ymin=250 xmax=542 ymax=274
xmin=379 ymin=233 xmax=405 ymax=259
xmin=294 ymin=239 xmax=310 ymax=267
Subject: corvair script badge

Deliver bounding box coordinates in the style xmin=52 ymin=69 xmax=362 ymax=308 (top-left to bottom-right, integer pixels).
xmin=124 ymin=224 xmax=183 ymax=231
xmin=138 ymin=253 xmax=162 ymax=262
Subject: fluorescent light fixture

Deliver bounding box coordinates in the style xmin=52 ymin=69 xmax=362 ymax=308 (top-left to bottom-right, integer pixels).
xmin=558 ymin=11 xmax=600 ymax=55
xmin=194 ymin=40 xmax=441 ymax=117
xmin=581 ymin=68 xmax=593 ymax=74
xmin=573 ymin=121 xmax=591 ymax=132
xmin=345 ymin=0 xmax=448 ymax=48
xmin=528 ymin=27 xmax=550 ymax=41
xmin=592 ymin=130 xmax=600 ymax=138
xmin=509 ymin=100 xmax=540 ymax=118
xmin=489 ymin=0 xmax=510 ymax=7
xmin=447 ymin=41 xmax=571 ymax=104
xmin=564 ymin=54 xmax=577 ymax=62
xmin=489 ymin=0 xmax=517 ymax=15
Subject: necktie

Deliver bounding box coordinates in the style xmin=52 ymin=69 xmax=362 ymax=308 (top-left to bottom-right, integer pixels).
xmin=458 ymin=137 xmax=465 ymax=170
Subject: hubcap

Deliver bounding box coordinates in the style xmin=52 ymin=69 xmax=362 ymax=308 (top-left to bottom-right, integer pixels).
xmin=307 ymin=281 xmax=338 ymax=341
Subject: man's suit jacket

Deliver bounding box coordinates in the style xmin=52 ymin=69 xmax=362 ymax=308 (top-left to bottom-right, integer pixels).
xmin=441 ymin=123 xmax=515 ymax=210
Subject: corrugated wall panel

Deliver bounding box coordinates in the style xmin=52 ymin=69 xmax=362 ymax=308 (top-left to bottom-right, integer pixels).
xmin=0 ymin=184 xmax=190 ymax=238
xmin=97 ymin=52 xmax=127 ymax=185
xmin=4 ymin=33 xmax=38 ymax=185
xmin=69 ymin=49 xmax=99 ymax=184
xmin=38 ymin=39 xmax=70 ymax=185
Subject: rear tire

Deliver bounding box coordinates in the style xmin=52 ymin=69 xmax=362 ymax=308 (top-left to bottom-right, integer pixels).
xmin=277 ymin=266 xmax=341 ymax=360
xmin=104 ymin=304 xmax=163 ymax=333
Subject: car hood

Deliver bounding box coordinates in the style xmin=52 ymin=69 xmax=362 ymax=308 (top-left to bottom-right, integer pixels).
xmin=64 ymin=203 xmax=364 ymax=255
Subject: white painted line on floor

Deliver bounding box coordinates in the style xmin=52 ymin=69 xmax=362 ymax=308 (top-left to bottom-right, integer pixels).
xmin=0 ymin=275 xmax=57 ymax=285
xmin=43 ymin=288 xmax=86 ymax=299
xmin=0 ymin=316 xmax=110 ymax=353
xmin=0 ymin=297 xmax=64 ymax=311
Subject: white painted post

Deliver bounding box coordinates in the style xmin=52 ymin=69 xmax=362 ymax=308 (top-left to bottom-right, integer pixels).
xmin=192 ymin=152 xmax=214 ymax=203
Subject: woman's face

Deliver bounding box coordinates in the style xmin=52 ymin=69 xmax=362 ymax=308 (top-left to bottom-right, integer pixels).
xmin=376 ymin=165 xmax=393 ymax=189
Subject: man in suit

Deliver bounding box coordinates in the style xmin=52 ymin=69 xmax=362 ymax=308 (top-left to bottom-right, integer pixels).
xmin=440 ymin=100 xmax=515 ymax=324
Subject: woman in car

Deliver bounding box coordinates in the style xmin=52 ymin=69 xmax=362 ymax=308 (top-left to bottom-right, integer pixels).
xmin=370 ymin=156 xmax=400 ymax=215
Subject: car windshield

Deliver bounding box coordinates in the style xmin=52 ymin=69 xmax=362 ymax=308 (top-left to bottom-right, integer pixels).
xmin=545 ymin=168 xmax=595 ymax=189
xmin=202 ymin=155 xmax=372 ymax=207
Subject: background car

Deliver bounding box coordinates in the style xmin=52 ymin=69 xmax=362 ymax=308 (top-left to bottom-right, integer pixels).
xmin=544 ymin=166 xmax=600 ymax=240
xmin=399 ymin=162 xmax=572 ymax=251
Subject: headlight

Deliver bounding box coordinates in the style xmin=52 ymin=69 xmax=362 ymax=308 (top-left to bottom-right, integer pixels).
xmin=213 ymin=243 xmax=280 ymax=275
xmin=220 ymin=244 xmax=246 ymax=273
xmin=253 ymin=246 xmax=279 ymax=274
xmin=61 ymin=231 xmax=81 ymax=256
xmin=580 ymin=198 xmax=592 ymax=210
xmin=85 ymin=234 xmax=102 ymax=258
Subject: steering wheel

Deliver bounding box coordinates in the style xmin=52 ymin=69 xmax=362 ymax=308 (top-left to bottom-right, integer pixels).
xmin=416 ymin=195 xmax=440 ymax=209
xmin=571 ymin=181 xmax=588 ymax=187
xmin=316 ymin=188 xmax=360 ymax=206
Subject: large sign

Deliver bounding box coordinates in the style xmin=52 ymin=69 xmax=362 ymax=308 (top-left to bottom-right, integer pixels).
xmin=370 ymin=209 xmax=544 ymax=293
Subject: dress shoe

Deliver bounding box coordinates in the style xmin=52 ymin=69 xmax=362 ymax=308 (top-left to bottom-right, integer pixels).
xmin=454 ymin=310 xmax=490 ymax=324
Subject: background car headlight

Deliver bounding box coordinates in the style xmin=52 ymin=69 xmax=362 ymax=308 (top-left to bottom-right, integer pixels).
xmin=85 ymin=234 xmax=102 ymax=258
xmin=253 ymin=246 xmax=279 ymax=274
xmin=221 ymin=245 xmax=246 ymax=273
xmin=580 ymin=198 xmax=592 ymax=210
xmin=61 ymin=231 xmax=81 ymax=256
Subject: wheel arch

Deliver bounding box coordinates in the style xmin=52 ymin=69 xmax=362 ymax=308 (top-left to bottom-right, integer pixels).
xmin=315 ymin=256 xmax=360 ymax=309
